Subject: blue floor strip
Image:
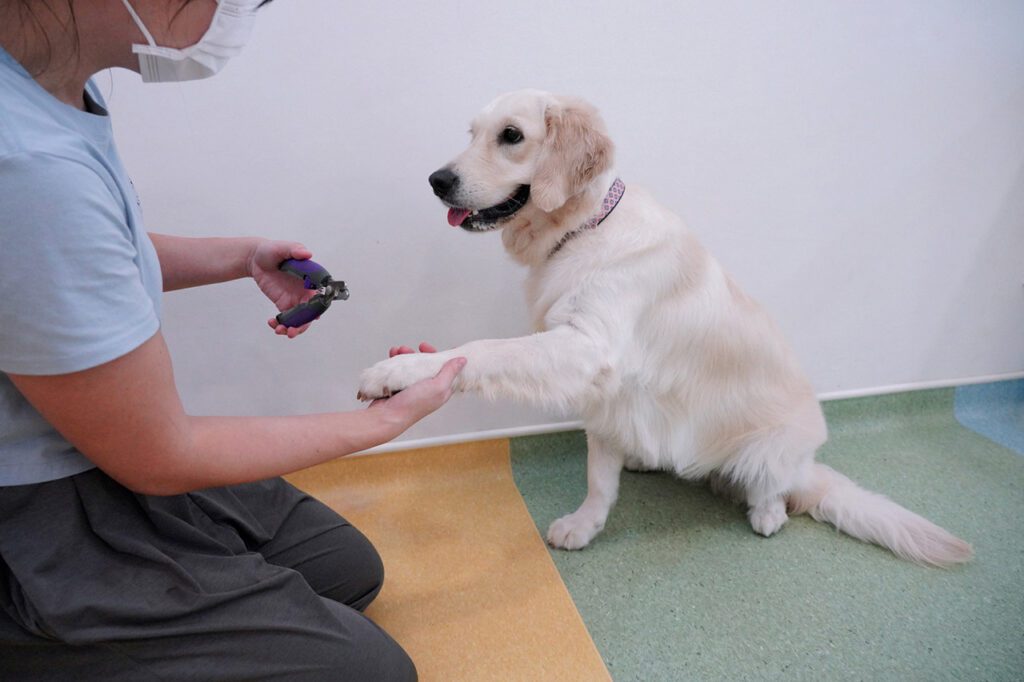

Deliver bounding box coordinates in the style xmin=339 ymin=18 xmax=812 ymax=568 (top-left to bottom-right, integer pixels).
xmin=954 ymin=379 xmax=1024 ymax=456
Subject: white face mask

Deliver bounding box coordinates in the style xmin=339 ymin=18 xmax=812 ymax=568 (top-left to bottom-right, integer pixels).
xmin=120 ymin=0 xmax=261 ymax=83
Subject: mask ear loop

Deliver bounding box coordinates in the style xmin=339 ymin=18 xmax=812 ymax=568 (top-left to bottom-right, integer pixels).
xmin=119 ymin=0 xmax=159 ymax=47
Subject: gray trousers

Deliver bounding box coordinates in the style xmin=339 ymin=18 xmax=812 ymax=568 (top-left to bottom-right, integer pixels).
xmin=0 ymin=469 xmax=416 ymax=681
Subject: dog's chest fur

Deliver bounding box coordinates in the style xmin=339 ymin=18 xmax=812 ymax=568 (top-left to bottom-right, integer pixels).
xmin=515 ymin=187 xmax=822 ymax=472
xmin=516 ymin=193 xmax=708 ymax=468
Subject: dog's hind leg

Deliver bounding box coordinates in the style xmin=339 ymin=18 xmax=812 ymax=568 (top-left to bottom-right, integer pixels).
xmin=707 ymin=470 xmax=746 ymax=505
xmin=747 ymin=489 xmax=789 ymax=537
xmin=724 ymin=439 xmax=815 ymax=539
xmin=623 ymin=452 xmax=657 ymax=472
xmin=547 ymin=432 xmax=624 ymax=550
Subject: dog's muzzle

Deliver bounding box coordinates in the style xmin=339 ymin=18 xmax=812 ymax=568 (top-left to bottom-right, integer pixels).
xmin=428 ymin=166 xmax=530 ymax=231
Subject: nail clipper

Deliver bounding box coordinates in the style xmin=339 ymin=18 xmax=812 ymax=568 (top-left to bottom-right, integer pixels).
xmin=275 ymin=258 xmax=349 ymax=327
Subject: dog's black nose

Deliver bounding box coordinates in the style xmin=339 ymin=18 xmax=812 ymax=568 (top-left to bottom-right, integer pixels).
xmin=428 ymin=168 xmax=459 ymax=199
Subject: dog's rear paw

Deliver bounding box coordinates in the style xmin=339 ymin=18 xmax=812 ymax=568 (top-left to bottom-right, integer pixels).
xmin=748 ymin=499 xmax=788 ymax=537
xmin=623 ymin=455 xmax=656 ymax=473
xmin=547 ymin=512 xmax=603 ymax=550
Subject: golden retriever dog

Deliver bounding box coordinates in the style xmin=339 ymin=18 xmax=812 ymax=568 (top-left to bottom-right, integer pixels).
xmin=358 ymin=89 xmax=972 ymax=567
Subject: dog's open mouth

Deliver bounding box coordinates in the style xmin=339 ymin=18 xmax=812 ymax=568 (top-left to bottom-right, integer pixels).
xmin=446 ymin=185 xmax=530 ymax=232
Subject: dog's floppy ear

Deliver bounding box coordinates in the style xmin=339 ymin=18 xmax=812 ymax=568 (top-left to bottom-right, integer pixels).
xmin=531 ymin=97 xmax=614 ymax=213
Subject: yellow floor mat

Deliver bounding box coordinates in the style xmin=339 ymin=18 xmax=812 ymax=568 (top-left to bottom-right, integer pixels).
xmin=286 ymin=439 xmax=610 ymax=682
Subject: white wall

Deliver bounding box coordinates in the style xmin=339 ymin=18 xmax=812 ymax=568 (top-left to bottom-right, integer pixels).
xmin=105 ymin=0 xmax=1024 ymax=447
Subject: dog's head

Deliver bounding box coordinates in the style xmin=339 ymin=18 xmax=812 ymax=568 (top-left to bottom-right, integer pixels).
xmin=428 ymin=90 xmax=614 ymax=232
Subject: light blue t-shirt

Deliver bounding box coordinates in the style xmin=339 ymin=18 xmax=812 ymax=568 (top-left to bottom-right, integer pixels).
xmin=0 ymin=46 xmax=163 ymax=485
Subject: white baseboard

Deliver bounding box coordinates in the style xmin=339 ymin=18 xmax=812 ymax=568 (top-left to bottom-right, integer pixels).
xmin=361 ymin=370 xmax=1024 ymax=456
xmin=815 ymin=370 xmax=1024 ymax=401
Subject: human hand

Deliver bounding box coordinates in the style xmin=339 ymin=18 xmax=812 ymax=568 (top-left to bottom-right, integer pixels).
xmin=358 ymin=341 xmax=452 ymax=401
xmin=364 ymin=355 xmax=466 ymax=431
xmin=246 ymin=239 xmax=317 ymax=338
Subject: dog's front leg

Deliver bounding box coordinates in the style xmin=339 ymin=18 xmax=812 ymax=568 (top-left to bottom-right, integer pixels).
xmin=547 ymin=432 xmax=624 ymax=550
xmin=357 ymin=325 xmax=606 ymax=407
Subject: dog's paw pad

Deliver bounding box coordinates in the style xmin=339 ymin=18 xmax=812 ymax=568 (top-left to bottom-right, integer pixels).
xmin=547 ymin=512 xmax=602 ymax=550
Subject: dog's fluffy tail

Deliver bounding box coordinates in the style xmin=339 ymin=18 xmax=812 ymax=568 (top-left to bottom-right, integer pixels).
xmin=787 ymin=463 xmax=973 ymax=567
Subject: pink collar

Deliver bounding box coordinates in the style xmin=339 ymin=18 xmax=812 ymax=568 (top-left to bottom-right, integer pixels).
xmin=547 ymin=178 xmax=626 ymax=259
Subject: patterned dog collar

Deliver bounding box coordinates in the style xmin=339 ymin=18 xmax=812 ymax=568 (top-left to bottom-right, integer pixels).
xmin=547 ymin=178 xmax=626 ymax=259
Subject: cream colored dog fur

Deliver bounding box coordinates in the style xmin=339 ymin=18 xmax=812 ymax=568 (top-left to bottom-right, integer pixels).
xmin=358 ymin=90 xmax=972 ymax=567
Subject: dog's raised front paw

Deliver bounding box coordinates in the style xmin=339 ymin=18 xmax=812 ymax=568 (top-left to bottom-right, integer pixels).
xmin=547 ymin=511 xmax=603 ymax=550
xmin=357 ymin=353 xmax=445 ymax=401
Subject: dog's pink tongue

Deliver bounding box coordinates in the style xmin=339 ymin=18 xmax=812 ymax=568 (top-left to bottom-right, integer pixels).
xmin=447 ymin=207 xmax=471 ymax=227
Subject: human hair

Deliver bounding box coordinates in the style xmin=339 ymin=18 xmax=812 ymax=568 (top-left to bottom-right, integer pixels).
xmin=2 ymin=1 xmax=274 ymax=77
xmin=1 ymin=0 xmax=80 ymax=76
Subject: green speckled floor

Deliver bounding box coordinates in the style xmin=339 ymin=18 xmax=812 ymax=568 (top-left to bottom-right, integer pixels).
xmin=510 ymin=388 xmax=1024 ymax=681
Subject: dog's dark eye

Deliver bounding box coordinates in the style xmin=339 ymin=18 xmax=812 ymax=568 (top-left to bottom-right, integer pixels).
xmin=500 ymin=126 xmax=524 ymax=145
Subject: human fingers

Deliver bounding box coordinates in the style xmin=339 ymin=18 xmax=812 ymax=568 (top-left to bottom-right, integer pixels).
xmin=408 ymin=357 xmax=466 ymax=413
xmin=375 ymin=357 xmax=466 ymax=422
xmin=287 ymin=242 xmax=312 ymax=260
xmin=388 ymin=345 xmax=416 ymax=358
xmin=269 ymin=240 xmax=312 ymax=265
xmin=431 ymin=357 xmax=467 ymax=391
xmin=286 ymin=321 xmax=312 ymax=338
xmin=268 ymin=317 xmax=311 ymax=337
xmin=386 ymin=343 xmax=437 ymax=359
xmin=252 ymin=239 xmax=312 ymax=274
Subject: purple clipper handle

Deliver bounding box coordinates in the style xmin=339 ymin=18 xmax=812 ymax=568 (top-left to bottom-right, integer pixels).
xmin=275 ymin=258 xmax=332 ymax=328
xmin=276 ymin=298 xmax=330 ymax=327
xmin=278 ymin=258 xmax=331 ymax=290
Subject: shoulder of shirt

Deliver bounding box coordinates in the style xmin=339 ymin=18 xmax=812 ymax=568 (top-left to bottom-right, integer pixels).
xmin=0 ymin=149 xmax=133 ymax=245
xmin=0 ymin=148 xmax=107 ymax=176
xmin=0 ymin=70 xmax=108 ymax=160
xmin=0 ymin=94 xmax=107 ymax=175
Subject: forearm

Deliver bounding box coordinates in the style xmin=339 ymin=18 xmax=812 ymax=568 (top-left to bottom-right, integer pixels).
xmin=147 ymin=408 xmax=406 ymax=495
xmin=11 ymin=333 xmax=408 ymax=495
xmin=12 ymin=333 xmax=463 ymax=497
xmin=150 ymin=233 xmax=259 ymax=291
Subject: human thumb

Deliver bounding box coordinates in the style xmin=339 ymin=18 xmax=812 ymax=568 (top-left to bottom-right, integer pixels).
xmin=434 ymin=357 xmax=467 ymax=387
